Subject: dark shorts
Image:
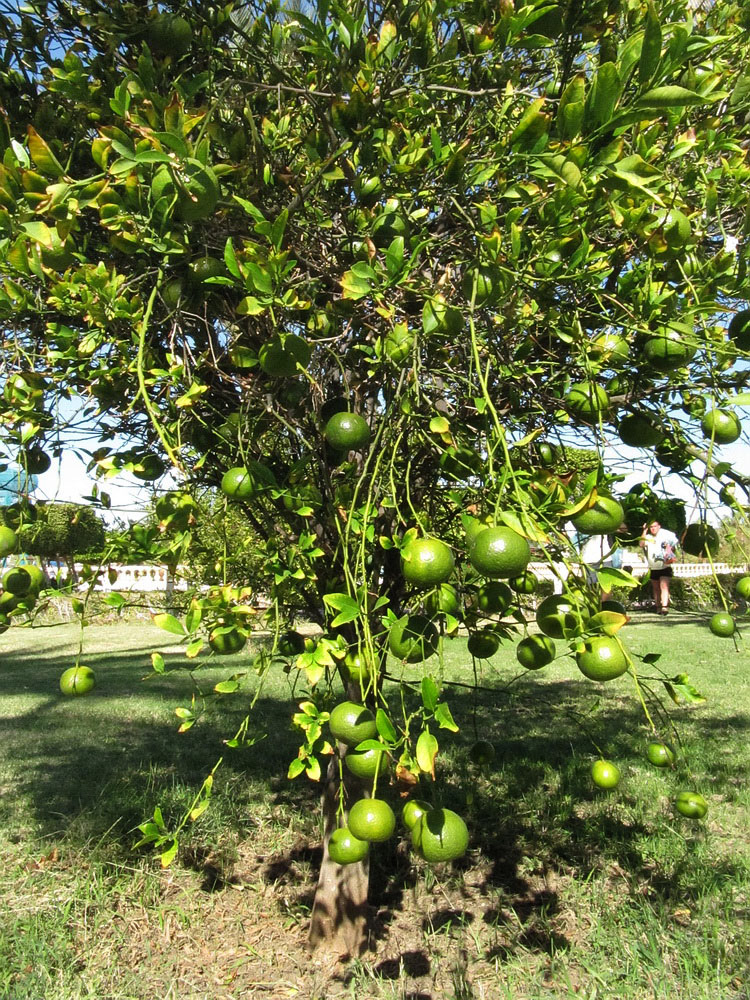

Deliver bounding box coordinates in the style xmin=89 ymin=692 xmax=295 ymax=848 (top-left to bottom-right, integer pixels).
xmin=650 ymin=567 xmax=673 ymax=579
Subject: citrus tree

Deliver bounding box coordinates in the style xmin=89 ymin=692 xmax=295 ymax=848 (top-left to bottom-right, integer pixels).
xmin=1 ymin=0 xmax=750 ymax=956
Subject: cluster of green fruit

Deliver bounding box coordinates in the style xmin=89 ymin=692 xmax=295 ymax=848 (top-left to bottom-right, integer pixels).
xmin=394 ymin=499 xmax=633 ymax=681
xmin=0 ymin=526 xmax=46 ymax=632
xmin=591 ymin=741 xmax=708 ymax=820
xmin=327 ymin=701 xmax=468 ymax=866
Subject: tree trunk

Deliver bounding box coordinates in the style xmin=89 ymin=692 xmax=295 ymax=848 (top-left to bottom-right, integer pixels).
xmin=308 ymin=754 xmax=370 ymax=958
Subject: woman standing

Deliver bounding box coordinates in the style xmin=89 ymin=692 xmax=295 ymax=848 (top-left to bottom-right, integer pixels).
xmin=639 ymin=520 xmax=679 ymax=615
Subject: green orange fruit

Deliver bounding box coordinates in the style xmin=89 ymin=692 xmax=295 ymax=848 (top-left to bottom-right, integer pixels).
xmin=344 ymin=747 xmax=387 ymax=780
xmin=328 ymin=827 xmax=369 ymax=865
xmin=591 ymin=759 xmax=620 ymax=789
xmin=642 ymin=327 xmax=695 ymax=372
xmin=462 ymin=264 xmax=502 ymax=307
xmin=329 ymin=701 xmax=378 ymax=746
xmin=682 ymin=522 xmax=720 ymax=558
xmin=412 ymin=808 xmax=469 ymax=863
xmin=18 ymin=445 xmax=51 ymax=475
xmin=701 ymin=408 xmax=742 ymax=445
xmin=147 ymin=13 xmax=192 ymax=55
xmin=536 ymin=594 xmax=590 ymax=639
xmin=469 ymin=526 xmax=530 ymax=579
xmin=469 ymin=739 xmax=495 ymax=765
xmin=709 ymin=612 xmax=735 ymax=637
xmin=151 ymin=159 xmax=220 ymax=222
xmin=570 ymin=496 xmax=624 ymax=535
xmin=131 ymin=453 xmax=165 ymax=481
xmin=388 ymin=614 xmax=439 ymax=662
xmin=21 ymin=563 xmax=46 ymax=595
xmin=565 ymin=383 xmax=610 ymax=421
xmin=348 ymin=798 xmax=396 ymax=842
xmin=324 ymin=412 xmax=371 ymax=451
xmin=425 ymin=583 xmax=460 ymax=616
xmin=516 ymin=634 xmax=555 ymax=669
xmin=190 ymin=255 xmax=225 ymax=282
xmin=209 ymin=628 xmax=246 ymax=655
xmin=510 ymin=570 xmax=538 ymax=594
xmin=655 ymin=439 xmax=690 ymax=472
xmin=467 ymin=628 xmax=500 ymax=659
xmin=2 ymin=567 xmax=31 ymax=596
xmin=258 ymin=334 xmax=311 ymax=376
xmin=575 ymin=635 xmax=628 ymax=682
xmin=735 ymin=576 xmax=750 ymax=600
xmin=343 ymin=650 xmax=376 ymax=684
xmin=277 ymin=630 xmax=305 ymax=656
xmin=674 ymin=791 xmax=708 ymax=819
xmin=0 ymin=526 xmax=18 ymax=558
xmin=224 ymin=461 xmax=273 ymax=497
xmin=59 ymin=665 xmax=96 ymax=696
xmin=476 ymin=581 xmax=513 ymax=615
xmin=646 ymin=742 xmax=675 ymax=767
xmin=588 ymin=332 xmax=629 ymax=366
xmin=618 ymin=412 xmax=664 ymax=448
xmin=401 ymin=537 xmax=455 ymax=587
xmin=402 ymin=798 xmax=431 ymax=830
xmin=728 ymin=309 xmax=750 ymax=351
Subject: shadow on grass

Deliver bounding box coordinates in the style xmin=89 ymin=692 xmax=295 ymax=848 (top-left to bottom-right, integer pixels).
xmin=2 ymin=630 xmax=749 ymax=964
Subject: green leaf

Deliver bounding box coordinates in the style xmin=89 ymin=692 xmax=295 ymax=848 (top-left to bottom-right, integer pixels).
xmin=730 ymin=70 xmax=750 ymax=109
xmin=588 ymin=610 xmax=628 ymax=635
xmin=323 ymin=592 xmax=360 ymax=626
xmin=642 ymin=652 xmax=662 ymax=664
xmin=153 ymin=612 xmax=185 ymax=635
xmin=638 ymin=2 xmax=662 ymax=88
xmin=416 ymin=729 xmax=438 ymax=777
xmin=160 ymin=838 xmax=179 ymax=868
xmin=224 ymin=238 xmax=241 ymax=278
xmin=597 ymin=567 xmax=640 ymax=591
xmin=434 ymin=702 xmax=459 ymax=732
xmin=664 ymin=675 xmax=706 ymax=705
xmin=21 ymin=221 xmax=54 ymax=248
xmin=185 ymin=639 xmax=204 ymax=658
xmin=587 ymin=62 xmax=621 ymax=128
xmin=104 ymin=592 xmax=125 ymax=609
xmin=421 ymin=676 xmax=439 ymax=712
xmin=287 ymin=757 xmax=306 ymax=779
xmin=376 ymin=708 xmax=397 ymax=743
xmin=27 ymin=126 xmax=65 ymax=177
xmin=509 ymin=98 xmax=548 ymax=150
xmin=340 ymin=266 xmax=374 ymax=300
xmin=214 ymin=679 xmax=241 ymax=694
xmin=151 ymin=652 xmax=165 ymax=674
xmin=385 ymin=236 xmax=405 ymax=277
xmin=271 ymin=208 xmax=288 ymax=250
xmin=637 ymin=86 xmax=705 ymax=108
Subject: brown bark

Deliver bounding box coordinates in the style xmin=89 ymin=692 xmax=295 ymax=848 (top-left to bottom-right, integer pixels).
xmin=308 ymin=754 xmax=370 ymax=958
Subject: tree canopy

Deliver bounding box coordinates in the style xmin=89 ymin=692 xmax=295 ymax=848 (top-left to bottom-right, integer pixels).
xmin=1 ymin=0 xmax=750 ymax=956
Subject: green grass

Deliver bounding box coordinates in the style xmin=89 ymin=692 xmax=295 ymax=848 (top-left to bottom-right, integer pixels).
xmin=1 ymin=615 xmax=749 ymax=999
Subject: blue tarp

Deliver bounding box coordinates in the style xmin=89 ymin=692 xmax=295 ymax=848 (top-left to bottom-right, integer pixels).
xmin=0 ymin=469 xmax=37 ymax=505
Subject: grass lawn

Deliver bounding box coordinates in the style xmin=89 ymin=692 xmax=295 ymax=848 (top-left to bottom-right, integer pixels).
xmin=1 ymin=613 xmax=749 ymax=999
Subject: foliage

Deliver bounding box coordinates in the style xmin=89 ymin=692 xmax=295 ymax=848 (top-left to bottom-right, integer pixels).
xmin=12 ymin=502 xmax=106 ymax=559
xmin=1 ymin=0 xmax=750 ymax=952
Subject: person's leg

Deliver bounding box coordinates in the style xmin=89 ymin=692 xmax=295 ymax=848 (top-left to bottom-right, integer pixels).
xmin=650 ymin=576 xmax=660 ymax=609
xmin=659 ymin=575 xmax=671 ymax=613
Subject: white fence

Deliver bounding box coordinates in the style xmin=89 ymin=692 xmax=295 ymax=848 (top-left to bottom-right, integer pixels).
xmin=67 ymin=563 xmax=187 ymax=592
xmin=70 ymin=559 xmax=748 ymax=594
xmin=529 ymin=560 xmax=748 ymax=580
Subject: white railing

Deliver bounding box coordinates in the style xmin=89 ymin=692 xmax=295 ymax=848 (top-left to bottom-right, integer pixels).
xmin=38 ymin=559 xmax=746 ymax=595
xmin=529 ymin=560 xmax=748 ymax=580
xmin=68 ymin=563 xmax=188 ymax=592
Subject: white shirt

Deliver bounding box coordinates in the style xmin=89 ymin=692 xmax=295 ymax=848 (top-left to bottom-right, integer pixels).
xmin=642 ymin=528 xmax=678 ymax=570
